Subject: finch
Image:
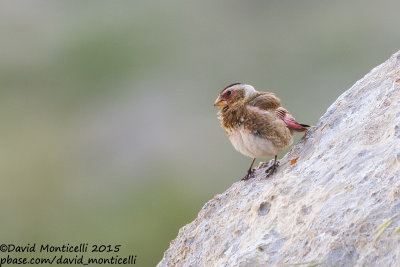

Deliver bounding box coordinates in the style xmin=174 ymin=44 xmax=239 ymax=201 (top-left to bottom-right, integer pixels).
xmin=214 ymin=83 xmax=309 ymax=180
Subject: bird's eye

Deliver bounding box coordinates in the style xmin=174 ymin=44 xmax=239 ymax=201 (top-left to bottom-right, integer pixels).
xmin=226 ymin=90 xmax=232 ymax=96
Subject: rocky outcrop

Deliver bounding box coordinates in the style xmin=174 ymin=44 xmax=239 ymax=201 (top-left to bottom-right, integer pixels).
xmin=158 ymin=51 xmax=400 ymax=267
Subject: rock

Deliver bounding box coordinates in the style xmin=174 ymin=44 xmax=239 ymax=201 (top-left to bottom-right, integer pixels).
xmin=157 ymin=51 xmax=400 ymax=267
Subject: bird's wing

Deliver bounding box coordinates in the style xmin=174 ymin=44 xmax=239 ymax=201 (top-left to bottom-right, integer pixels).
xmin=247 ymin=92 xmax=281 ymax=110
xmin=248 ymin=92 xmax=309 ymax=132
xmin=275 ymin=107 xmax=308 ymax=132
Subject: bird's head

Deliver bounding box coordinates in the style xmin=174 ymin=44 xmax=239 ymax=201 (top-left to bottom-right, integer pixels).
xmin=214 ymin=83 xmax=256 ymax=107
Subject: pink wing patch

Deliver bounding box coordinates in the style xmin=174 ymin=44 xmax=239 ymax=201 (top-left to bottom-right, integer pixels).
xmin=276 ymin=108 xmax=308 ymax=132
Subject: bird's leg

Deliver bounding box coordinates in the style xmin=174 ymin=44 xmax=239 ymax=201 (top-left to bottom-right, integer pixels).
xmin=241 ymin=158 xmax=256 ymax=181
xmin=265 ymin=155 xmax=279 ymax=177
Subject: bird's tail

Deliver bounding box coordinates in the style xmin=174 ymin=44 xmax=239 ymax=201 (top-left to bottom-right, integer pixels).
xmin=294 ymin=123 xmax=310 ymax=132
xmin=276 ymin=107 xmax=310 ymax=132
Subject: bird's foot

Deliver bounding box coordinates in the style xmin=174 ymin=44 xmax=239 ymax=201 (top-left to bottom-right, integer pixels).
xmin=265 ymin=161 xmax=279 ymax=177
xmin=241 ymin=169 xmax=256 ymax=181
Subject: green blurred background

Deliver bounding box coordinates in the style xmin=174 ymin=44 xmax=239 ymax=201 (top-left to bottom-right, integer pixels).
xmin=1 ymin=1 xmax=400 ymax=266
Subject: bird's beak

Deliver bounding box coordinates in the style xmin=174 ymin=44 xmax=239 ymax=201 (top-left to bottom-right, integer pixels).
xmin=214 ymin=96 xmax=227 ymax=107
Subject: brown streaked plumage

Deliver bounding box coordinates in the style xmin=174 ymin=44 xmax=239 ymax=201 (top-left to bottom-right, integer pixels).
xmin=214 ymin=83 xmax=309 ymax=180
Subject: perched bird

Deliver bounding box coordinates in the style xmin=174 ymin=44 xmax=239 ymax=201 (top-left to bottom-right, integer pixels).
xmin=214 ymin=83 xmax=309 ymax=180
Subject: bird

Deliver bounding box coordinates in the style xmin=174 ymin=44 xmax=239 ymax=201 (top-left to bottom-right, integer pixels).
xmin=214 ymin=83 xmax=309 ymax=181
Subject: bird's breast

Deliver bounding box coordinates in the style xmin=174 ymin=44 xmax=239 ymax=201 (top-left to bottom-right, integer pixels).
xmin=226 ymin=126 xmax=279 ymax=159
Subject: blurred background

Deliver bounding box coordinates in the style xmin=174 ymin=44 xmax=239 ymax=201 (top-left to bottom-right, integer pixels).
xmin=1 ymin=1 xmax=400 ymax=266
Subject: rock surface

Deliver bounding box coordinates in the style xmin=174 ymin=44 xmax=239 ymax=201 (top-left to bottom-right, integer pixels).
xmin=158 ymin=51 xmax=400 ymax=267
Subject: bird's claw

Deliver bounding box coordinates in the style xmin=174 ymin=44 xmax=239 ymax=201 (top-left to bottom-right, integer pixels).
xmin=265 ymin=161 xmax=279 ymax=177
xmin=241 ymin=168 xmax=255 ymax=181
